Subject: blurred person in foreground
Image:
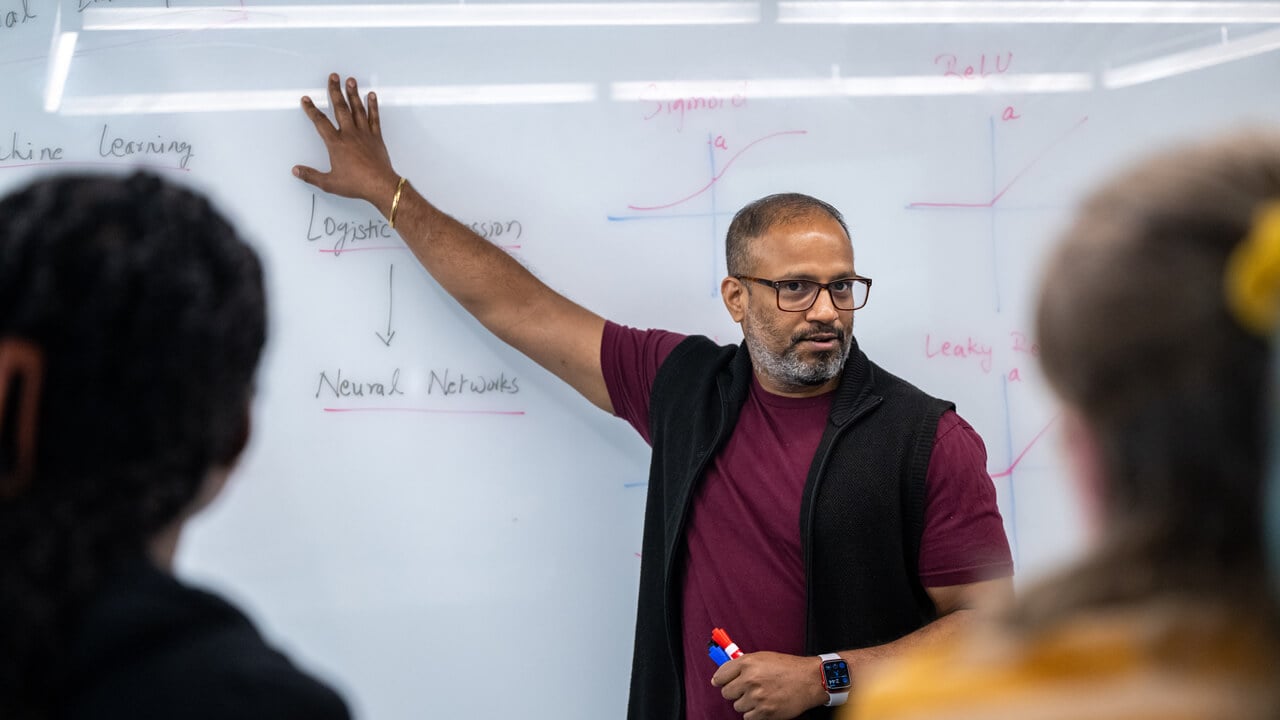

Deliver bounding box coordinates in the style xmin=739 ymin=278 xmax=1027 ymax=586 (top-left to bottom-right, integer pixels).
xmin=0 ymin=173 xmax=351 ymax=720
xmin=846 ymin=130 xmax=1280 ymax=720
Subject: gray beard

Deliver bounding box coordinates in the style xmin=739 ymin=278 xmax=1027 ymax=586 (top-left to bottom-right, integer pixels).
xmin=745 ymin=330 xmax=852 ymax=391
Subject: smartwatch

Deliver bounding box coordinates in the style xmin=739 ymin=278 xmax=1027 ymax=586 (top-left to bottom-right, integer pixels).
xmin=818 ymin=652 xmax=851 ymax=707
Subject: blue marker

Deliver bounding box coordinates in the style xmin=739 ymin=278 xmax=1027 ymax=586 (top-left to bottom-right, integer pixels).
xmin=707 ymin=642 xmax=731 ymax=666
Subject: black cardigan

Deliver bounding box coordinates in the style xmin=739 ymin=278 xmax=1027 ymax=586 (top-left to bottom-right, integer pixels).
xmin=627 ymin=336 xmax=952 ymax=720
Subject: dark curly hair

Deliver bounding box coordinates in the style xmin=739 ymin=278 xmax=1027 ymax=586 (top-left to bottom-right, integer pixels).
xmin=0 ymin=172 xmax=267 ymax=716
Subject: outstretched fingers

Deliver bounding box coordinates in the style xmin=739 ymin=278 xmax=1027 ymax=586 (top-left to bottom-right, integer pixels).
xmin=345 ymin=77 xmax=369 ymax=130
xmin=326 ymin=72 xmax=353 ymax=131
xmin=368 ymin=91 xmax=382 ymax=137
xmin=299 ymin=95 xmax=338 ymax=141
xmin=295 ymin=72 xmax=399 ymax=203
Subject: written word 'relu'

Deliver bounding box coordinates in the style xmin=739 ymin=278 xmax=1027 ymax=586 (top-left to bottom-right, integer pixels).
xmin=935 ymin=52 xmax=1012 ymax=79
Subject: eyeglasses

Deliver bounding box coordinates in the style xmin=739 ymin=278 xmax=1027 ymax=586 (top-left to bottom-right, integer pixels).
xmin=735 ymin=275 xmax=872 ymax=312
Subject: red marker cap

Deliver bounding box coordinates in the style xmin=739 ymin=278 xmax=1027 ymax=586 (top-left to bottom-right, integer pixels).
xmin=711 ymin=627 xmax=744 ymax=659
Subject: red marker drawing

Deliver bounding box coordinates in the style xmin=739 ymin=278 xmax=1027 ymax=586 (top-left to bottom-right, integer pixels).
xmin=711 ymin=627 xmax=744 ymax=659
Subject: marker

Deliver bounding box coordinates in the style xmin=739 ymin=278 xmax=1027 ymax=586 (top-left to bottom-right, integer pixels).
xmin=707 ymin=642 xmax=731 ymax=667
xmin=711 ymin=627 xmax=744 ymax=659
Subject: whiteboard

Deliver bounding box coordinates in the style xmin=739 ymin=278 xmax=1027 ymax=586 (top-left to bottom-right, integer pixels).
xmin=7 ymin=1 xmax=1280 ymax=717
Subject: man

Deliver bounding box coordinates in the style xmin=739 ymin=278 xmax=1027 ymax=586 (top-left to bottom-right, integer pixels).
xmin=294 ymin=73 xmax=1013 ymax=720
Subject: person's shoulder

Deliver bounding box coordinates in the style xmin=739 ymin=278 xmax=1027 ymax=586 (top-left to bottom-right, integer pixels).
xmin=68 ymin=562 xmax=350 ymax=720
xmin=851 ymin=602 xmax=1280 ymax=720
xmin=849 ymin=613 xmax=1092 ymax=720
xmin=151 ymin=605 xmax=350 ymax=719
xmin=848 ymin=625 xmax=1001 ymax=720
xmin=603 ymin=319 xmax=687 ymax=347
xmin=933 ymin=409 xmax=977 ymax=442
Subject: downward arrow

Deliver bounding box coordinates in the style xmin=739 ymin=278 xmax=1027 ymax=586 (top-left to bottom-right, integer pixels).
xmin=375 ymin=264 xmax=396 ymax=346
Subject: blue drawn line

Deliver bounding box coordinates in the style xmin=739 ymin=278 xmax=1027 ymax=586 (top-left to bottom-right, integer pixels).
xmin=1000 ymin=373 xmax=1021 ymax=570
xmin=990 ymin=116 xmax=1003 ymax=313
xmin=624 ymin=482 xmax=648 ymax=489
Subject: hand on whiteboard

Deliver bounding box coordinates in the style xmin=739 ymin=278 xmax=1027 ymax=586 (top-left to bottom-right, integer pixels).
xmin=289 ymin=75 xmax=612 ymax=413
xmin=294 ymin=73 xmax=401 ymax=217
xmin=711 ymin=651 xmax=829 ymax=720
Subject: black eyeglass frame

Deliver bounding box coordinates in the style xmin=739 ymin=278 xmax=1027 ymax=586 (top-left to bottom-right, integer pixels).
xmin=734 ymin=275 xmax=873 ymax=312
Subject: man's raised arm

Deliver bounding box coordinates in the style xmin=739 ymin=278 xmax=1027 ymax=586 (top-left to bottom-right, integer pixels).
xmin=293 ymin=73 xmax=612 ymax=413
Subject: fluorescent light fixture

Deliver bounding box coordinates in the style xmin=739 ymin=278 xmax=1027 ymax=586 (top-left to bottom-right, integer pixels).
xmin=613 ymin=73 xmax=1091 ymax=100
xmin=779 ymin=1 xmax=1280 ymax=24
xmin=80 ymin=2 xmax=759 ymax=30
xmin=1104 ymin=25 xmax=1280 ymax=87
xmin=378 ymin=82 xmax=597 ymax=106
xmin=60 ymin=89 xmax=315 ymax=115
xmin=44 ymin=31 xmax=79 ymax=113
xmin=58 ymin=82 xmax=597 ymax=115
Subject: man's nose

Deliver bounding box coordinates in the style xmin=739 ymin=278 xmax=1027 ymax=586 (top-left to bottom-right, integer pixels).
xmin=806 ymin=287 xmax=841 ymax=322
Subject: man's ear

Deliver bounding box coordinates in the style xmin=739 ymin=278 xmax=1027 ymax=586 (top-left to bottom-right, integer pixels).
xmin=0 ymin=338 xmax=44 ymax=499
xmin=722 ymin=276 xmax=748 ymax=323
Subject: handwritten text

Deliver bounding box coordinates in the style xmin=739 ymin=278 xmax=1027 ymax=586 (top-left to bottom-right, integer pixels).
xmin=428 ymin=368 xmax=520 ymax=397
xmin=0 ymin=131 xmax=63 ymax=164
xmin=466 ymin=219 xmax=523 ymax=242
xmin=935 ymin=52 xmax=1012 ymax=79
xmin=315 ymin=368 xmax=405 ymax=399
xmin=98 ymin=124 xmax=194 ymax=169
xmin=3 ymin=0 xmax=35 ymax=29
xmin=641 ymin=83 xmax=748 ymax=131
xmin=925 ymin=334 xmax=994 ymax=373
xmin=307 ymin=194 xmax=393 ymax=254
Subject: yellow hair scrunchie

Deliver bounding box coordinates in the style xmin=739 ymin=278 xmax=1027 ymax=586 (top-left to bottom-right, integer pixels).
xmin=1226 ymin=201 xmax=1280 ymax=336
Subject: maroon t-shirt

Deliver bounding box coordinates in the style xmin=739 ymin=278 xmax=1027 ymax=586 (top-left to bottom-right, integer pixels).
xmin=601 ymin=322 xmax=1013 ymax=720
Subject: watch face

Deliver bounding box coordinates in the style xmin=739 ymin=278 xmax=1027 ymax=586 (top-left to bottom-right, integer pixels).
xmin=822 ymin=658 xmax=851 ymax=692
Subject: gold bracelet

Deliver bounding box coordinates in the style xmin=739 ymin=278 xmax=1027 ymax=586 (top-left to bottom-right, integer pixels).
xmin=388 ymin=176 xmax=407 ymax=229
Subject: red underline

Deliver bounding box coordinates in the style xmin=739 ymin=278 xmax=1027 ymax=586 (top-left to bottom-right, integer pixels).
xmin=323 ymin=407 xmax=525 ymax=416
xmin=317 ymin=245 xmax=520 ymax=254
xmin=0 ymin=160 xmax=190 ymax=172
